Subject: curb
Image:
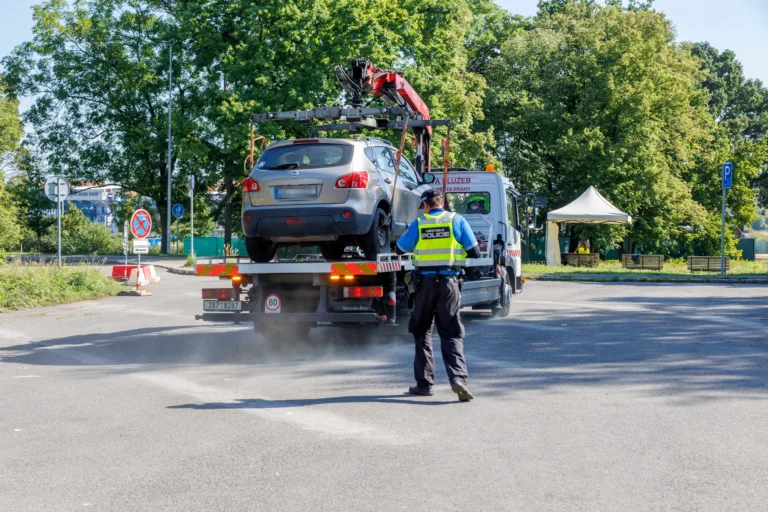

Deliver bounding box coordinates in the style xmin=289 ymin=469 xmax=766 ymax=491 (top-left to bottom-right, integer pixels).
xmin=164 ymin=266 xmax=196 ymax=276
xmin=527 ymin=275 xmax=768 ymax=284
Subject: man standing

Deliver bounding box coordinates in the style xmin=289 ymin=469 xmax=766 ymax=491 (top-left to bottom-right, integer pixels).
xmin=396 ymin=189 xmax=482 ymax=402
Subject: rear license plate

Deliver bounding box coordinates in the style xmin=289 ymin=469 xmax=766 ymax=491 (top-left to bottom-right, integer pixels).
xmin=274 ymin=185 xmax=319 ymax=200
xmin=203 ymin=300 xmax=243 ymax=312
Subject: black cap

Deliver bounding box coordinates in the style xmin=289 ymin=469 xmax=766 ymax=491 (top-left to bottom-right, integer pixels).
xmin=420 ymin=188 xmax=441 ymax=202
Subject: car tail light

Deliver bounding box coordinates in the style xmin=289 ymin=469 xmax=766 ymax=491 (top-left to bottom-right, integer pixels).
xmin=292 ymin=139 xmax=319 ymax=144
xmin=343 ymin=286 xmax=383 ymax=298
xmin=242 ymin=177 xmax=260 ymax=192
xmin=335 ymin=171 xmax=368 ymax=189
xmin=202 ymin=288 xmax=236 ymax=300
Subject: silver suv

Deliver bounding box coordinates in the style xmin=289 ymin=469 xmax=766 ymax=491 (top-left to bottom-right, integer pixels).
xmin=241 ymin=138 xmax=432 ymax=262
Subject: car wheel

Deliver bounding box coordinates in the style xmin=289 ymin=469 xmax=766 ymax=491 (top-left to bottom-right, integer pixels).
xmin=359 ymin=208 xmax=390 ymax=261
xmin=320 ymin=243 xmax=346 ymax=261
xmin=492 ymin=267 xmax=513 ymax=318
xmin=245 ymin=237 xmax=276 ymax=263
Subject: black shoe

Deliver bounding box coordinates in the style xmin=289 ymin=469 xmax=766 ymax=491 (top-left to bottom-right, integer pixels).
xmin=408 ymin=385 xmax=434 ymax=396
xmin=451 ymin=381 xmax=474 ymax=402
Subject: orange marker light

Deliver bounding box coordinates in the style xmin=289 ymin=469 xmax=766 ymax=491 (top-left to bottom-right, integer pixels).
xmin=330 ymin=275 xmax=341 ymax=281
xmin=485 ymin=164 xmax=495 ymax=173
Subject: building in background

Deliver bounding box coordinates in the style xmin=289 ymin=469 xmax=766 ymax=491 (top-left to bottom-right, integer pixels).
xmin=65 ymin=185 xmax=122 ymax=232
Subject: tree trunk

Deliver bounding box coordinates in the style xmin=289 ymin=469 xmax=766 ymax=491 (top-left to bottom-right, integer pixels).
xmin=224 ymin=179 xmax=234 ymax=246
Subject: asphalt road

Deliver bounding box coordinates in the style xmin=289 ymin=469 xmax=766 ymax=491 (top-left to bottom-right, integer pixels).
xmin=1 ymin=271 xmax=767 ymax=511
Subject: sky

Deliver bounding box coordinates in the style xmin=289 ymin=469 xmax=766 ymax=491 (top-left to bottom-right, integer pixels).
xmin=1 ymin=0 xmax=767 ymax=93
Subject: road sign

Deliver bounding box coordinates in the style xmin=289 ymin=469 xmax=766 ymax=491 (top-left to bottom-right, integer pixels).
xmin=130 ymin=209 xmax=152 ymax=239
xmin=534 ymin=196 xmax=548 ymax=208
xmin=132 ymin=239 xmax=150 ymax=255
xmin=722 ymin=162 xmax=733 ymax=190
xmin=44 ymin=176 xmax=70 ymax=203
xmin=172 ymin=203 xmax=185 ymax=218
xmin=188 ymin=175 xmax=195 ymax=198
xmin=265 ymin=294 xmax=282 ymax=314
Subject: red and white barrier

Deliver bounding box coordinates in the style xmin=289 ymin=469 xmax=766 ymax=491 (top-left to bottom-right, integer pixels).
xmin=125 ymin=265 xmax=160 ymax=286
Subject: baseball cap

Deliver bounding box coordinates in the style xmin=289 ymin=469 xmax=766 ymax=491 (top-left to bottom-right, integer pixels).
xmin=420 ymin=189 xmax=441 ymax=202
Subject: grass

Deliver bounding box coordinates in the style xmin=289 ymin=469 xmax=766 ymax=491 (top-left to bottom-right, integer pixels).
xmin=523 ymin=259 xmax=768 ymax=282
xmin=0 ymin=261 xmax=124 ymax=312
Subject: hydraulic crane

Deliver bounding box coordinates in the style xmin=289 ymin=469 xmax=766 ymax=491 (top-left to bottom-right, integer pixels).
xmin=251 ymin=58 xmax=449 ymax=177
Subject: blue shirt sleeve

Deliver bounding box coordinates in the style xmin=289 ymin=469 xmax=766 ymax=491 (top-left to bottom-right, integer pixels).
xmin=396 ymin=219 xmax=420 ymax=253
xmin=453 ymin=215 xmax=479 ymax=251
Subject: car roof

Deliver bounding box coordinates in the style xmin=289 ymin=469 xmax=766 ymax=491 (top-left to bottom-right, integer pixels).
xmin=265 ymin=138 xmax=394 ymax=150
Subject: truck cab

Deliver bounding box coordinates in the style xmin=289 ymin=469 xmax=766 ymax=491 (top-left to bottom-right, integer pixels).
xmin=426 ymin=168 xmax=524 ymax=293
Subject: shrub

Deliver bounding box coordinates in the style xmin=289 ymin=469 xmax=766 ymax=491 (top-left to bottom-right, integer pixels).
xmin=40 ymin=205 xmax=122 ymax=255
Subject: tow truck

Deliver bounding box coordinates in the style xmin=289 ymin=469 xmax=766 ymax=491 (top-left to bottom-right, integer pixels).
xmin=194 ymin=59 xmax=525 ymax=340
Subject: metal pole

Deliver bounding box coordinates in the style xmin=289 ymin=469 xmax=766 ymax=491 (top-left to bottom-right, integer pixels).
xmin=57 ymin=183 xmax=61 ymax=267
xmin=166 ymin=44 xmax=173 ymax=255
xmin=190 ymin=194 xmax=194 ymax=257
xmin=721 ymin=188 xmax=726 ymax=275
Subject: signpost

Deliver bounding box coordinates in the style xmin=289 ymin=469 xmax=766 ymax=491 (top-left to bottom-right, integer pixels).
xmin=172 ymin=203 xmax=184 ymax=254
xmin=44 ymin=176 xmax=70 ymax=266
xmin=188 ymin=176 xmax=195 ymax=257
xmin=721 ymin=162 xmax=733 ymax=275
xmin=123 ymin=220 xmax=129 ymax=268
xmin=130 ymin=209 xmax=152 ymax=291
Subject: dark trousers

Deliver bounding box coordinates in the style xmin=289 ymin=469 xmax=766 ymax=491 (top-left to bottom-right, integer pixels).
xmin=408 ymin=275 xmax=468 ymax=387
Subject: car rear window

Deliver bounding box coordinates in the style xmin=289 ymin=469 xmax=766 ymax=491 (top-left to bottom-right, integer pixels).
xmin=257 ymin=143 xmax=353 ymax=170
xmin=446 ymin=192 xmax=491 ymax=215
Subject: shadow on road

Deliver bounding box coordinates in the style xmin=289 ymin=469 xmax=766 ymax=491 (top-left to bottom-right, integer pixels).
xmin=169 ymin=395 xmax=456 ymax=410
xmin=2 ymin=284 xmax=767 ymax=403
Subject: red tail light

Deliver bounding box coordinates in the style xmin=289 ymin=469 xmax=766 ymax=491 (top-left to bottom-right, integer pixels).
xmin=335 ymin=171 xmax=369 ymax=189
xmin=343 ymin=286 xmax=383 ymax=299
xmin=242 ymin=177 xmax=260 ymax=192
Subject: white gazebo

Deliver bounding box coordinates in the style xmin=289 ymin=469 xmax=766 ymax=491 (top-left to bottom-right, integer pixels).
xmin=546 ymin=186 xmax=632 ymax=266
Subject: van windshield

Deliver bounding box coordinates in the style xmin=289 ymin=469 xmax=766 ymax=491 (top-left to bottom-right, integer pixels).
xmin=446 ymin=192 xmax=491 ymax=215
xmin=257 ymin=144 xmax=353 ymax=170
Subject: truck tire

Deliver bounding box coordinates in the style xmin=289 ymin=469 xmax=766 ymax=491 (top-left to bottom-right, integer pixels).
xmin=320 ymin=243 xmax=346 ymax=261
xmin=245 ymin=237 xmax=276 ymax=263
xmin=358 ymin=208 xmax=389 ymax=261
xmin=492 ymin=267 xmax=513 ymax=318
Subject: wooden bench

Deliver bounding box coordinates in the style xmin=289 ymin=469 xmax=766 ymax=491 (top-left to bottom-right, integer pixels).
xmin=562 ymin=253 xmax=600 ymax=267
xmin=621 ymin=254 xmax=664 ymax=271
xmin=687 ymin=256 xmax=729 ymax=272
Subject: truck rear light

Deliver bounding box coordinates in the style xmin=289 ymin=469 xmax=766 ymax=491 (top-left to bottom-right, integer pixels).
xmin=292 ymin=139 xmax=319 ymax=144
xmin=242 ymin=177 xmax=260 ymax=192
xmin=343 ymin=286 xmax=383 ymax=298
xmin=202 ymin=288 xmax=236 ymax=300
xmin=335 ymin=171 xmax=368 ymax=189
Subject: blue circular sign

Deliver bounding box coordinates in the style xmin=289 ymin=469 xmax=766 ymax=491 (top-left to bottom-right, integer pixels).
xmin=172 ymin=203 xmax=185 ymax=218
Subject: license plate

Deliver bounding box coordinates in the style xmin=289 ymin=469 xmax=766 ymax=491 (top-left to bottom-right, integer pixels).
xmin=203 ymin=300 xmax=243 ymax=312
xmin=274 ymin=185 xmax=319 ymax=200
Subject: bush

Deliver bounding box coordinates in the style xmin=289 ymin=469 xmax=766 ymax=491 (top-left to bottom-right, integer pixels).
xmin=0 ymin=261 xmax=123 ymax=312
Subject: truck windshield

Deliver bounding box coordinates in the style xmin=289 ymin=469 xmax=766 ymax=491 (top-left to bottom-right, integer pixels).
xmin=257 ymin=144 xmax=354 ymax=170
xmin=446 ymin=192 xmax=491 ymax=215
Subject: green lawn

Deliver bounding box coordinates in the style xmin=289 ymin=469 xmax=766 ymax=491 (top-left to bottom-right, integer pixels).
xmin=0 ymin=262 xmax=124 ymax=312
xmin=522 ymin=259 xmax=768 ymax=281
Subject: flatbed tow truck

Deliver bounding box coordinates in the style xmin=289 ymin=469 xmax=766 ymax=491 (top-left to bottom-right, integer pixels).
xmin=194 ymin=59 xmax=525 ymax=339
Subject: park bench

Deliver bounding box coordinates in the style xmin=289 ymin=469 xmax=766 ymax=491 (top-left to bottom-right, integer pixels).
xmin=621 ymin=254 xmax=664 ymax=271
xmin=562 ymin=253 xmax=600 ymax=267
xmin=687 ymin=256 xmax=729 ymax=272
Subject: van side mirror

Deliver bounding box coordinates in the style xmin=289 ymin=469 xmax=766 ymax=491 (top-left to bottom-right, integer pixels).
xmin=422 ymin=172 xmax=436 ymax=184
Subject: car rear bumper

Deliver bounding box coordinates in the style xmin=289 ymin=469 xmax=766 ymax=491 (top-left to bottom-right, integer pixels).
xmin=242 ymin=205 xmax=373 ymax=240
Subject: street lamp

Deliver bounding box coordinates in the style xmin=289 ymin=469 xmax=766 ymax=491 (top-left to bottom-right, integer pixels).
xmin=160 ymin=40 xmax=173 ymax=255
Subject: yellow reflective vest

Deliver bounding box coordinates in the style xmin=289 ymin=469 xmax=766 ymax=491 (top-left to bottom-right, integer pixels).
xmin=413 ymin=211 xmax=467 ymax=268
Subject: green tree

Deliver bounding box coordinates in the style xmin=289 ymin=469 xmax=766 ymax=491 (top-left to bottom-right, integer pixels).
xmin=2 ymin=0 xmax=197 ymax=254
xmin=482 ymin=1 xmax=732 ymax=255
xmin=0 ymin=86 xmax=24 ymax=254
xmin=6 ymin=149 xmax=57 ymax=252
xmin=40 ymin=203 xmax=121 ymax=255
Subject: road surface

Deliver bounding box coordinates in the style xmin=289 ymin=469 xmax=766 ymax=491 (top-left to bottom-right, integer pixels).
xmin=1 ymin=271 xmax=767 ymax=511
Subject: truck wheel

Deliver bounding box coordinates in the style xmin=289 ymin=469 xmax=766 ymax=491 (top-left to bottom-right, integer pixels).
xmin=245 ymin=237 xmax=276 ymax=263
xmin=492 ymin=267 xmax=513 ymax=318
xmin=320 ymin=243 xmax=346 ymax=261
xmin=358 ymin=208 xmax=389 ymax=261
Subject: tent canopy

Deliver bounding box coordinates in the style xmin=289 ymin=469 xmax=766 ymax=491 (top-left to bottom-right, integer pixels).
xmin=547 ymin=186 xmax=632 ymax=225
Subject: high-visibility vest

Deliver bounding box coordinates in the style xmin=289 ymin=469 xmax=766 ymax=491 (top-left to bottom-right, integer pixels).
xmin=413 ymin=211 xmax=467 ymax=268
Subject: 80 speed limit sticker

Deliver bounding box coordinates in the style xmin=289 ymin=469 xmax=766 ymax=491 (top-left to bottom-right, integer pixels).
xmin=264 ymin=294 xmax=281 ymax=314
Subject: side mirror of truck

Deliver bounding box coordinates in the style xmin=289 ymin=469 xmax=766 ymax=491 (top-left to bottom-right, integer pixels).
xmin=422 ymin=172 xmax=436 ymax=184
xmin=516 ymin=223 xmax=523 ymax=233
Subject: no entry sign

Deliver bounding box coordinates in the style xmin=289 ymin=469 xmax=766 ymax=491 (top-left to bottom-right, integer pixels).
xmin=130 ymin=209 xmax=152 ymax=240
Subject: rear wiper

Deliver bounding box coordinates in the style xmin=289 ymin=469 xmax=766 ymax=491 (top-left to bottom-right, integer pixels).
xmin=267 ymin=162 xmax=300 ymax=170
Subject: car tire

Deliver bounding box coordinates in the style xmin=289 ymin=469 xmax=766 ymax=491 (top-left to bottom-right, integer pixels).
xmin=245 ymin=237 xmax=277 ymax=263
xmin=320 ymin=243 xmax=346 ymax=261
xmin=358 ymin=208 xmax=390 ymax=261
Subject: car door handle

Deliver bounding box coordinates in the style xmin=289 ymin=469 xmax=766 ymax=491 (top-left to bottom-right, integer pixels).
xmin=384 ymin=178 xmax=392 ymax=184
xmin=405 ymin=183 xmax=416 ymax=190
